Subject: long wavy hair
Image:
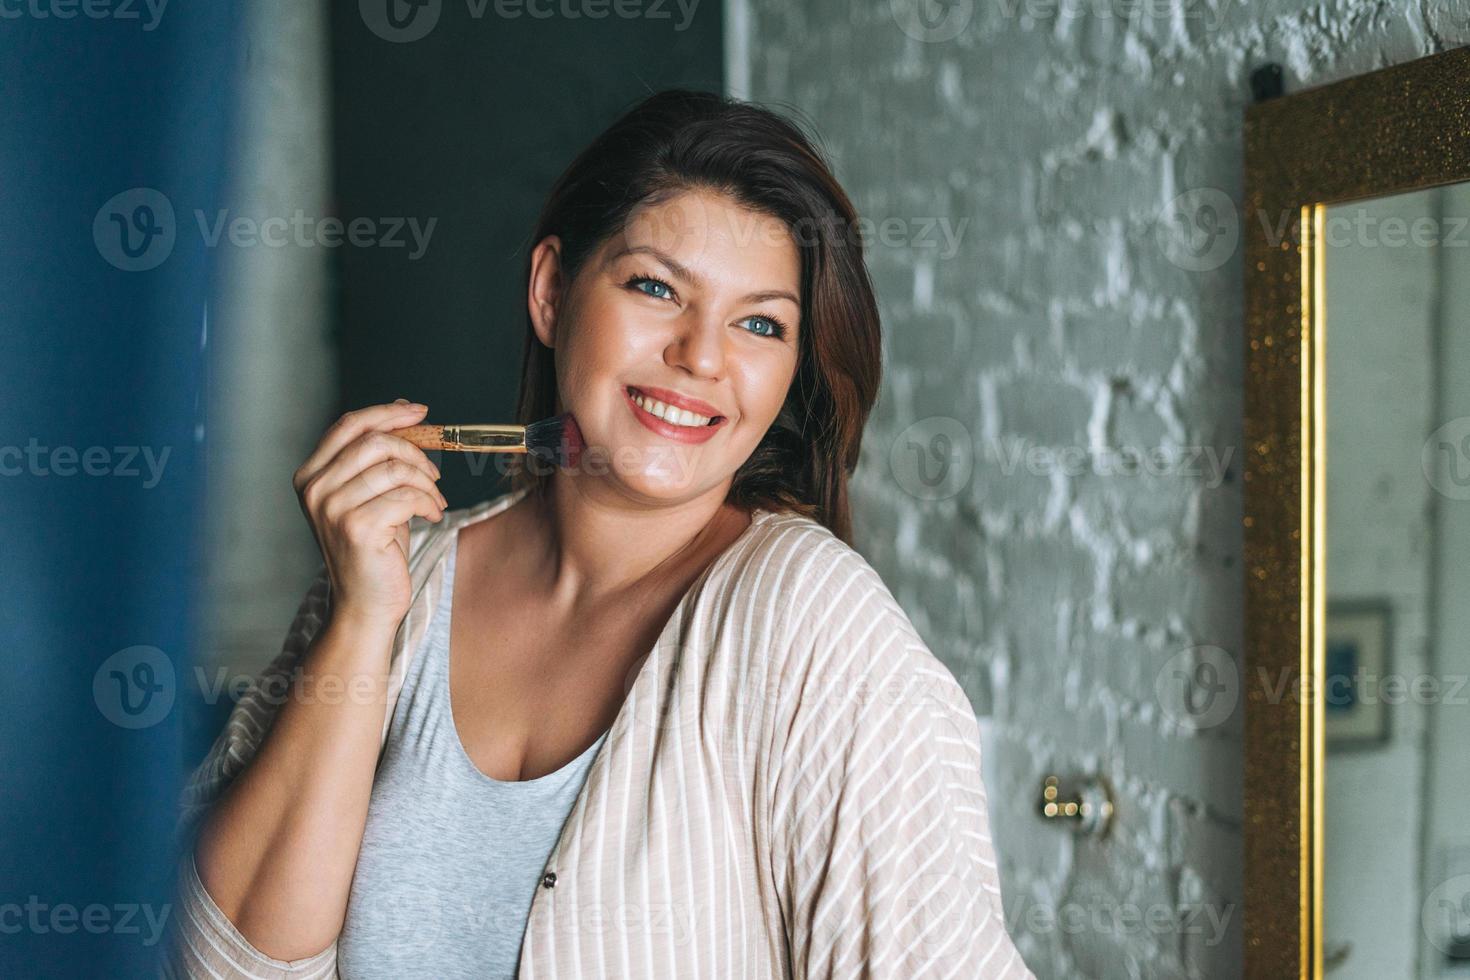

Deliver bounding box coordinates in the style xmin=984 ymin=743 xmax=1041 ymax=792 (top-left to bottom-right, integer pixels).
xmin=510 ymin=88 xmax=882 ymax=545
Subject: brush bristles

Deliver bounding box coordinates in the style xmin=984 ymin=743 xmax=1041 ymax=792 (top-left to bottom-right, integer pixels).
xmin=523 ymin=412 xmax=583 ymax=467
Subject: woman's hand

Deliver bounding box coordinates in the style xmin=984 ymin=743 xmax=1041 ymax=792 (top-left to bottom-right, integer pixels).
xmin=292 ymin=398 xmax=448 ymax=632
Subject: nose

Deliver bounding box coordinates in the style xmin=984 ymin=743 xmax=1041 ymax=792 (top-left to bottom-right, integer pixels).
xmin=664 ymin=309 xmax=726 ymax=381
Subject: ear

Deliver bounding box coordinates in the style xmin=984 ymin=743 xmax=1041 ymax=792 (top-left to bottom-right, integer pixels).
xmin=528 ymin=235 xmax=564 ymax=349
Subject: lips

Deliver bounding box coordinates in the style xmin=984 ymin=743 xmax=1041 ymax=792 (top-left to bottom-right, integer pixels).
xmin=623 ymin=386 xmax=727 ymax=444
xmin=625 ymin=385 xmax=725 ymax=421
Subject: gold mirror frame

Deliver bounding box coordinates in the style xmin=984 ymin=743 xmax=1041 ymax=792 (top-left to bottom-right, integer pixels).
xmin=1244 ymin=44 xmax=1470 ymax=979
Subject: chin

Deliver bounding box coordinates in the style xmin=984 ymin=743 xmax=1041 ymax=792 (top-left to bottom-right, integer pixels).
xmin=607 ymin=453 xmax=709 ymax=498
xmin=571 ymin=393 xmax=736 ymax=496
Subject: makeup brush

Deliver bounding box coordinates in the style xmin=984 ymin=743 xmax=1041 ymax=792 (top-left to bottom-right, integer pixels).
xmin=398 ymin=412 xmax=584 ymax=467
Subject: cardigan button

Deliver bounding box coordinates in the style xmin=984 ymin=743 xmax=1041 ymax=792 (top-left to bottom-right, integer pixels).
xmin=541 ymin=871 xmax=557 ymax=889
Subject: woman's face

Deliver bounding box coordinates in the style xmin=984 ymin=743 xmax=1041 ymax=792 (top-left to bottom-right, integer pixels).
xmin=528 ymin=189 xmax=801 ymax=506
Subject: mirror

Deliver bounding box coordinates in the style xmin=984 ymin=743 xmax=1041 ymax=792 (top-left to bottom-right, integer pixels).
xmin=1321 ymin=184 xmax=1470 ymax=977
xmin=1243 ymin=44 xmax=1470 ymax=979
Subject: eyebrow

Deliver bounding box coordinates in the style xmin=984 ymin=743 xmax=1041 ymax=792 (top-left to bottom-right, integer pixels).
xmin=608 ymin=244 xmax=800 ymax=306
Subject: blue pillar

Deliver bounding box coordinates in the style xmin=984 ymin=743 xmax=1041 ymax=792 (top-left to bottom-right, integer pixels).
xmin=0 ymin=4 xmax=241 ymax=976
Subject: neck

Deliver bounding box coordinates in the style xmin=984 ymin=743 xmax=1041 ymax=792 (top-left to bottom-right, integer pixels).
xmin=516 ymin=473 xmax=747 ymax=605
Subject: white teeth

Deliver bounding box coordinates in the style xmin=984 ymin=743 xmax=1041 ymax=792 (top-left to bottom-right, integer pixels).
xmin=631 ymin=390 xmax=713 ymax=427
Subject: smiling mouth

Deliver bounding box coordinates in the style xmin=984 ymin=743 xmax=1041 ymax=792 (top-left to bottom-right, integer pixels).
xmin=625 ymin=386 xmax=725 ymax=427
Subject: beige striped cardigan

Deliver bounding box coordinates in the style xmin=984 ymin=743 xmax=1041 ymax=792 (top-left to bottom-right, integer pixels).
xmin=161 ymin=485 xmax=1035 ymax=979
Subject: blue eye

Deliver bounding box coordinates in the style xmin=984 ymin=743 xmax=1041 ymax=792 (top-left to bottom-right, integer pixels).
xmin=741 ymin=315 xmax=789 ymax=340
xmin=627 ymin=275 xmax=674 ymax=300
xmin=625 ymin=272 xmax=790 ymax=340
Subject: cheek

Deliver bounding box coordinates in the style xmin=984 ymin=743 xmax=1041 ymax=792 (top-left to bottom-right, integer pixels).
xmin=558 ymin=307 xmax=633 ymax=394
xmin=577 ymin=299 xmax=661 ymax=372
xmin=738 ymin=356 xmax=796 ymax=418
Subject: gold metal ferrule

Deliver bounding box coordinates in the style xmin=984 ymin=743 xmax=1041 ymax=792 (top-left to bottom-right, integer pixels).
xmin=439 ymin=424 xmax=527 ymax=453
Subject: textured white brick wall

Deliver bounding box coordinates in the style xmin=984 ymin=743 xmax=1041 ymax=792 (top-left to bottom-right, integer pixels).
xmin=734 ymin=2 xmax=1470 ymax=976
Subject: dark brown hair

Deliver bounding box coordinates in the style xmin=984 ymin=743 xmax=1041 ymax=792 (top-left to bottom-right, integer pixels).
xmin=511 ymin=88 xmax=882 ymax=545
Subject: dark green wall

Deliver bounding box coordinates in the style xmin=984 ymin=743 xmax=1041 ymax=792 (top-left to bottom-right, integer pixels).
xmin=327 ymin=1 xmax=724 ymax=505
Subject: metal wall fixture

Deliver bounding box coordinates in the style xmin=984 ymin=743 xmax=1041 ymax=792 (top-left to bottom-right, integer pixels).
xmin=1038 ymin=774 xmax=1114 ymax=838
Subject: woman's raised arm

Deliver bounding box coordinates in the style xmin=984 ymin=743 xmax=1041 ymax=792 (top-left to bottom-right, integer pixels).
xmin=160 ymin=400 xmax=447 ymax=972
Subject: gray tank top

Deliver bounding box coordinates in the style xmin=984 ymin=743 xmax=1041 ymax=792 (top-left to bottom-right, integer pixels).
xmin=337 ymin=530 xmax=608 ymax=980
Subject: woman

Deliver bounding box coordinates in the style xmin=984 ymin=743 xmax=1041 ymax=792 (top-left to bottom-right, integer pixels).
xmin=163 ymin=89 xmax=1034 ymax=979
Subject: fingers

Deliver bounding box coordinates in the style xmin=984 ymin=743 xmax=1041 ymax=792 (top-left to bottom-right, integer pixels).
xmin=297 ymin=424 xmax=445 ymax=523
xmin=323 ymin=455 xmax=447 ymax=525
xmin=293 ymin=400 xmax=430 ymax=495
xmin=340 ymin=485 xmax=446 ymax=549
xmin=333 ymin=426 xmax=441 ymax=492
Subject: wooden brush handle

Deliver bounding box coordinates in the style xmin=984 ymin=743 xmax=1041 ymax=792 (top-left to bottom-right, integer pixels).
xmin=394 ymin=422 xmax=528 ymax=453
xmin=396 ymin=424 xmax=451 ymax=450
